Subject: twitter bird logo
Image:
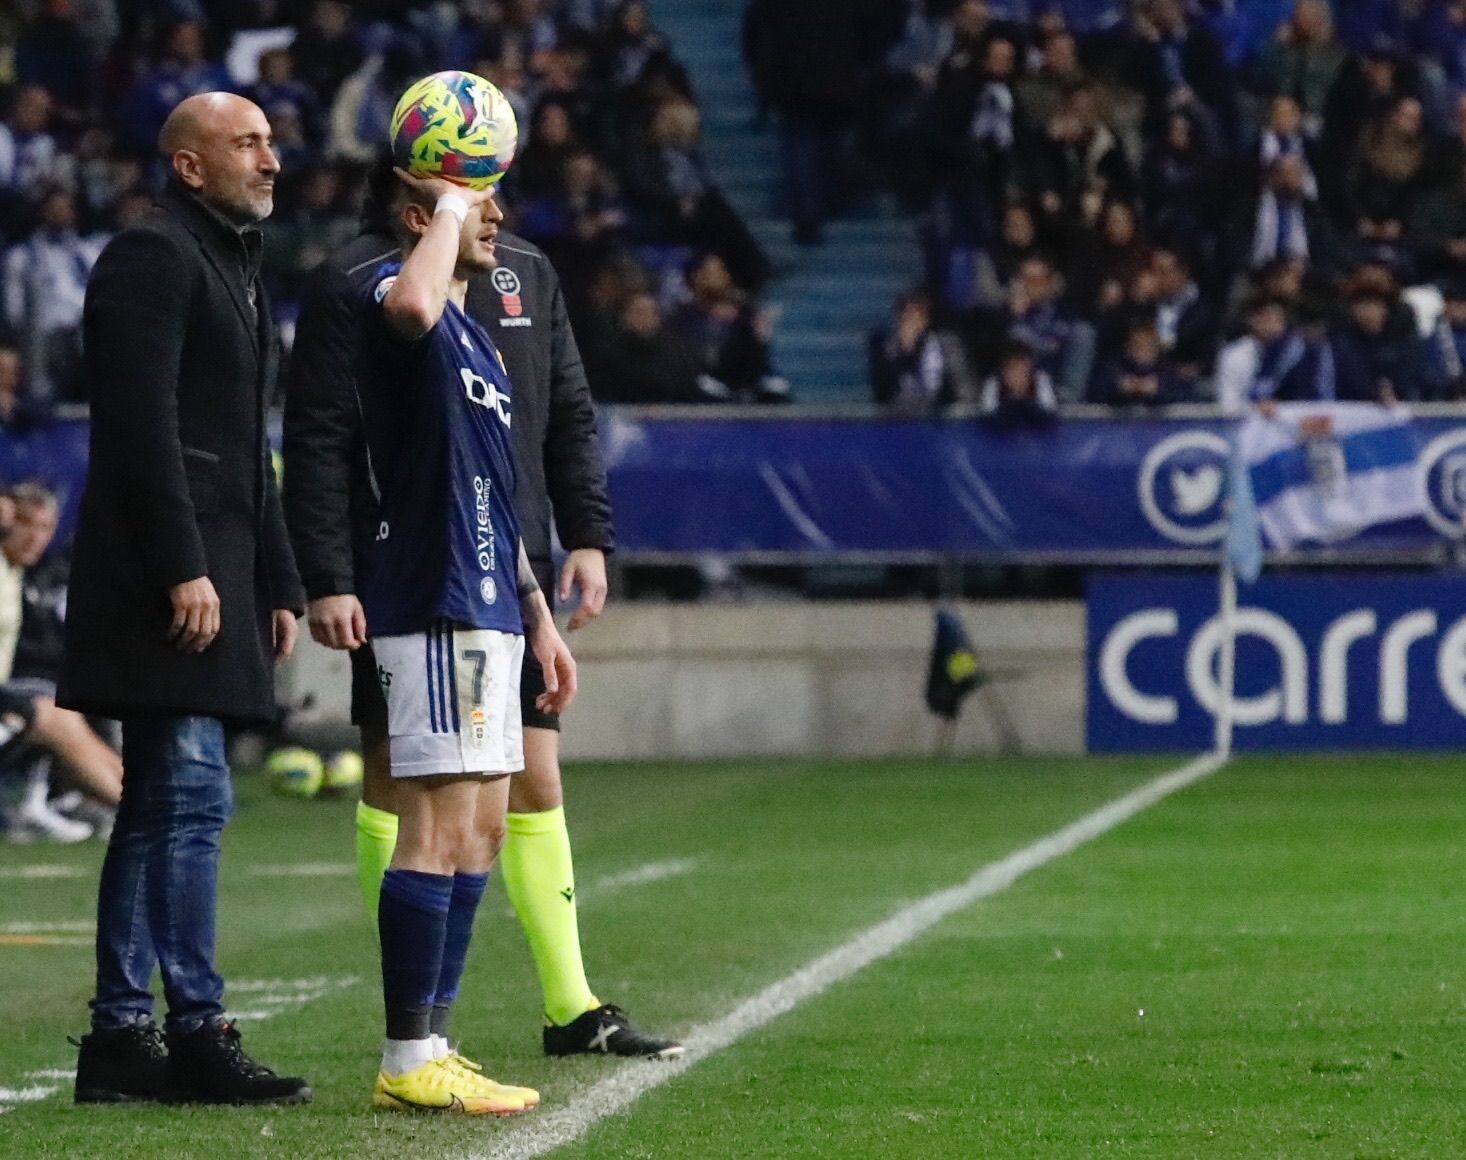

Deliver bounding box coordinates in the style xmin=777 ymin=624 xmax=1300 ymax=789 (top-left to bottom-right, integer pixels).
xmin=1170 ymin=465 xmax=1223 ymax=516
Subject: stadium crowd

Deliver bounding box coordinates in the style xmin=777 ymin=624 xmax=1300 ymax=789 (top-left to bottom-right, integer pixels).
xmin=842 ymin=0 xmax=1466 ymax=413
xmin=0 ymin=0 xmax=784 ymax=410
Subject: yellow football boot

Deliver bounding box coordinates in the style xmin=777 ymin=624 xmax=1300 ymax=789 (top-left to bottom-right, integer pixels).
xmin=441 ymin=1050 xmax=541 ymax=1109
xmin=372 ymin=1058 xmax=527 ymax=1116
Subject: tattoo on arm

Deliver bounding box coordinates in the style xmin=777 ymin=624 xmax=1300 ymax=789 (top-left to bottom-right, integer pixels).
xmin=517 ymin=541 xmax=539 ymax=598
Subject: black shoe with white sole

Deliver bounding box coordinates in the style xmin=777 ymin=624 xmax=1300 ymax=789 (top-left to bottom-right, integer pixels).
xmin=543 ymin=1004 xmax=683 ymax=1059
xmin=73 ymin=1021 xmax=171 ymax=1103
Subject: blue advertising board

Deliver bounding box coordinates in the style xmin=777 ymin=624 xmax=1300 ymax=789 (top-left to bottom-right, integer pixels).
xmin=9 ymin=411 xmax=1466 ymax=557
xmin=599 ymin=412 xmax=1466 ymax=557
xmin=1087 ymin=572 xmax=1466 ymax=752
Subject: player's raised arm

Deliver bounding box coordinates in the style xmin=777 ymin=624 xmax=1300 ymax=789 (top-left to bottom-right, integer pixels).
xmin=381 ymin=169 xmax=497 ymax=341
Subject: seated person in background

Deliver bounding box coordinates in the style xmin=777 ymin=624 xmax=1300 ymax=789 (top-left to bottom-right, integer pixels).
xmin=870 ymin=290 xmax=952 ymax=413
xmin=0 ymin=341 xmax=39 ymax=430
xmin=666 ymin=253 xmax=789 ymax=404
xmin=1088 ymin=321 xmax=1180 ymax=406
xmin=980 ymin=343 xmax=1058 ymax=426
xmin=593 ymin=292 xmax=728 ymax=404
xmin=1214 ymin=296 xmax=1333 ymax=414
xmin=1330 ymin=285 xmax=1424 ymax=402
xmin=0 ymin=483 xmax=121 ymax=841
xmin=1426 ymin=278 xmax=1466 ymax=400
xmin=972 ymin=255 xmax=1095 ymax=401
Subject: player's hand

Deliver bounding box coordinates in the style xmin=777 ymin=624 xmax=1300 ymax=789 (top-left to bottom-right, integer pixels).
xmin=559 ymin=549 xmax=608 ymax=632
xmin=308 ymin=594 xmax=367 ymax=650
xmin=530 ymin=622 xmax=578 ymax=715
xmin=273 ymin=609 xmax=298 ymax=664
xmin=168 ymin=576 xmax=221 ymax=653
xmin=392 ymin=167 xmax=497 ymax=209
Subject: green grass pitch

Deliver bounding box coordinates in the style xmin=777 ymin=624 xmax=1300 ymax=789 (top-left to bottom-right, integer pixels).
xmin=1 ymin=754 xmax=1464 ymax=1158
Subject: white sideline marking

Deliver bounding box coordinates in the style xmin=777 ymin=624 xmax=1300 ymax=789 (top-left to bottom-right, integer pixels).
xmin=24 ymin=1069 xmax=75 ymax=1081
xmin=582 ymin=859 xmax=699 ymax=898
xmin=248 ymin=862 xmax=356 ymax=878
xmin=471 ymin=753 xmax=1228 ymax=1160
xmin=229 ymin=975 xmax=359 ymax=1022
xmin=0 ymin=1086 xmax=56 ymax=1103
xmin=0 ymin=920 xmax=92 ymax=934
xmin=0 ymin=865 xmax=86 ymax=880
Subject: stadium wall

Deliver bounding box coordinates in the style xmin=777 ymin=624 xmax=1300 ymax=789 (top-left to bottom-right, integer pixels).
xmin=281 ymin=602 xmax=1087 ymax=758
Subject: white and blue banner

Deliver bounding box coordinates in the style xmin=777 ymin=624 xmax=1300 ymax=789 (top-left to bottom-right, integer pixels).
xmin=1088 ymin=572 xmax=1466 ymax=752
xmin=1239 ymin=404 xmax=1426 ymax=550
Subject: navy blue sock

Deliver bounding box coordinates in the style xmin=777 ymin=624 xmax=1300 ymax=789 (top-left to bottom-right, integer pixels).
xmin=378 ymin=869 xmax=453 ymax=1042
xmin=430 ymin=871 xmax=489 ymax=1040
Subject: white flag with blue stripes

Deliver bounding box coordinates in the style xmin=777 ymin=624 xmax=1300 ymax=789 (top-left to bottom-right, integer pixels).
xmin=1239 ymin=403 xmax=1425 ymax=550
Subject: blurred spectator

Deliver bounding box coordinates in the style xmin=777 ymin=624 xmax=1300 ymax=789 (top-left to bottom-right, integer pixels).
xmin=1068 ymin=198 xmax=1150 ymax=313
xmin=1030 ymin=80 xmax=1133 ymax=220
xmin=1144 ymin=247 xmax=1218 ymax=383
xmin=1140 ymin=106 xmax=1222 ymax=258
xmin=1215 ymin=296 xmax=1333 ymax=413
xmin=118 ymin=20 xmax=232 ymax=153
xmin=0 ymin=343 xmax=31 ymax=429
xmin=1427 ymin=277 xmax=1466 ymax=399
xmin=1410 ymin=155 xmax=1466 ymax=277
xmin=329 ymin=33 xmax=426 ymax=162
xmin=3 ymin=187 xmax=103 ymax=402
xmin=743 ymin=0 xmax=890 ymax=245
xmin=0 ymin=86 xmax=64 ymax=200
xmin=1259 ymin=94 xmax=1317 ymax=195
xmin=291 ymin=0 xmax=362 ymax=105
xmin=1351 ymin=95 xmax=1429 ymax=228
xmin=973 ymin=200 xmax=1045 ymax=310
xmin=667 ymin=252 xmax=788 ymax=404
xmin=973 ymin=254 xmax=1095 ymax=400
xmin=1251 ymin=0 xmax=1345 ymax=135
xmin=979 ymin=343 xmax=1059 ymax=425
xmin=870 ymin=289 xmax=952 ymax=412
xmin=1088 ymin=320 xmax=1180 ymax=406
xmin=514 ymin=99 xmax=581 ymax=200
xmin=595 ymin=291 xmax=726 ymax=403
xmin=622 ymin=98 xmax=768 ymax=290
xmin=15 ymin=0 xmax=96 ymax=124
xmin=598 ymin=1 xmax=670 ymax=90
xmin=1129 ymin=0 xmax=1236 ymax=142
xmin=248 ymin=47 xmax=322 ymax=148
xmin=1331 ymin=285 xmax=1425 ymax=402
xmin=1017 ymin=30 xmax=1087 ymax=128
xmin=1243 ymin=153 xmax=1331 ymax=272
xmin=930 ymin=30 xmax=1025 ymax=249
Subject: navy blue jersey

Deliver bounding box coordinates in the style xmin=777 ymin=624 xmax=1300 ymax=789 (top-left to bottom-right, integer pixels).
xmin=358 ymin=263 xmax=523 ymax=637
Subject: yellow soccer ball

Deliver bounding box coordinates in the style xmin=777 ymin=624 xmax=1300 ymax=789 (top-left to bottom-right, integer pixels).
xmin=267 ymin=746 xmax=325 ymax=799
xmin=391 ymin=71 xmax=518 ymax=190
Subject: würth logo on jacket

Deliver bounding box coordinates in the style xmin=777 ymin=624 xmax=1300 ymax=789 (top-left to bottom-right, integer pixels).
xmin=493 ymin=267 xmax=532 ymax=327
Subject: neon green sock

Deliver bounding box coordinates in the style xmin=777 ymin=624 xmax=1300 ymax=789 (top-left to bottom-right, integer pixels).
xmin=355 ymin=799 xmax=399 ymax=938
xmin=501 ymin=807 xmax=598 ymax=1026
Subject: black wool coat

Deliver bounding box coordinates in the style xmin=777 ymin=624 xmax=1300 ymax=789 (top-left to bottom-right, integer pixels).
xmin=59 ymin=185 xmax=304 ymax=726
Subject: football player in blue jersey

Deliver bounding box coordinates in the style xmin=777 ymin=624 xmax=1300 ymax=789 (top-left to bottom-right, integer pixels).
xmin=357 ymin=167 xmax=576 ymax=1116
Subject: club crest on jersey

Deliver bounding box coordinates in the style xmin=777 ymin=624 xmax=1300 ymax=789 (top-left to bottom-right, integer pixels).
xmin=492 ymin=266 xmax=523 ymax=317
xmin=480 ymin=576 xmax=497 ymax=605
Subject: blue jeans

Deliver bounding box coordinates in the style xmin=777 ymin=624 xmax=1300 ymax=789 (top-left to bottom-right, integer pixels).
xmin=90 ymin=716 xmax=232 ymax=1033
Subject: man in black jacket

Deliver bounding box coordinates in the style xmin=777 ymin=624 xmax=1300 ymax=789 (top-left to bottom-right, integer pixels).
xmin=61 ymin=93 xmax=310 ymax=1107
xmin=284 ymin=160 xmax=678 ymax=1058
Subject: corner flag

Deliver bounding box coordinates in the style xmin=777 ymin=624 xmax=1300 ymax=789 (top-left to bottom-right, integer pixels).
xmin=925 ymin=609 xmax=982 ymax=720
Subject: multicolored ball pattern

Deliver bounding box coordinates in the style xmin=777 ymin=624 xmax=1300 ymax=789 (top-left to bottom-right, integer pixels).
xmin=390 ymin=71 xmax=518 ymax=190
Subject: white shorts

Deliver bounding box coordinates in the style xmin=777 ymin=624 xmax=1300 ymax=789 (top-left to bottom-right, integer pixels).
xmin=372 ymin=624 xmax=525 ymax=778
